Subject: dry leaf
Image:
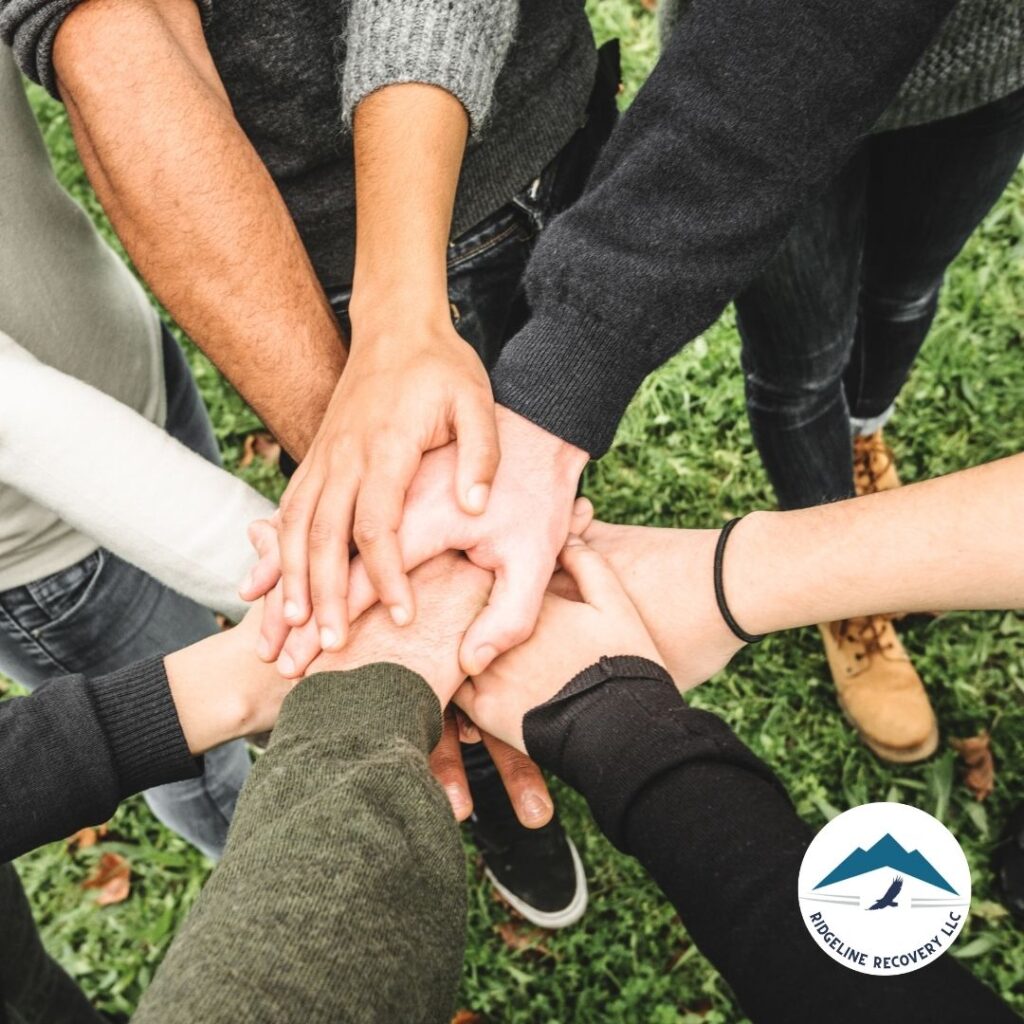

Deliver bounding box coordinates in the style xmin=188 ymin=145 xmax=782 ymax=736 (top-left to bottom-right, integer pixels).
xmin=82 ymin=851 xmax=131 ymax=906
xmin=496 ymin=921 xmax=554 ymax=959
xmin=239 ymin=431 xmax=281 ymax=469
xmin=641 ymin=0 xmax=657 ymax=10
xmin=450 ymin=1012 xmax=483 ymax=1024
xmin=67 ymin=823 xmax=108 ymax=851
xmin=951 ymin=731 xmax=995 ymax=801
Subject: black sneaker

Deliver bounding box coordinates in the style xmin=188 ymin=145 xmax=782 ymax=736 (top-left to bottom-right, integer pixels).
xmin=466 ymin=751 xmax=587 ymax=929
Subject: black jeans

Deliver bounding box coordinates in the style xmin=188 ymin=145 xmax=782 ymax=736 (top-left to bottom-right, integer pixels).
xmin=323 ymin=44 xmax=620 ymax=790
xmin=737 ymin=86 xmax=1024 ymax=511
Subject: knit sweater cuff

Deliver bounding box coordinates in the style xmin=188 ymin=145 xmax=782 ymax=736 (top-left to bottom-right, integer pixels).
xmin=87 ymin=657 xmax=202 ymax=800
xmin=523 ymin=656 xmax=783 ymax=850
xmin=0 ymin=0 xmax=214 ymax=99
xmin=341 ymin=0 xmax=518 ymax=135
xmin=490 ymin=307 xmax=648 ymax=458
xmin=277 ymin=664 xmax=443 ymax=758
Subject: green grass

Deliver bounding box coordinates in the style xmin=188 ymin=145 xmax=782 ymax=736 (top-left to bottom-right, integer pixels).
xmin=10 ymin=0 xmax=1024 ymax=1020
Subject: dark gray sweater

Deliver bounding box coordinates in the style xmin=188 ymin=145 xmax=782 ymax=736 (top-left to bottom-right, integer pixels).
xmin=1 ymin=0 xmax=597 ymax=290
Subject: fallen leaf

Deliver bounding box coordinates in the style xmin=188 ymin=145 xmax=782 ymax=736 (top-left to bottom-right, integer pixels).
xmin=450 ymin=1012 xmax=483 ymax=1024
xmin=239 ymin=431 xmax=281 ymax=469
xmin=82 ymin=852 xmax=131 ymax=906
xmin=951 ymin=731 xmax=995 ymax=801
xmin=641 ymin=0 xmax=657 ymax=10
xmin=495 ymin=921 xmax=554 ymax=960
xmin=67 ymin=823 xmax=108 ymax=850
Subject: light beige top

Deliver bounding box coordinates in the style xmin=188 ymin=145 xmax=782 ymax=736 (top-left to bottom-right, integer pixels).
xmin=0 ymin=48 xmax=164 ymax=590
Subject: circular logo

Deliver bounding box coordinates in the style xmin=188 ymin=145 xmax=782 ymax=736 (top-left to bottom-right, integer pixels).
xmin=797 ymin=802 xmax=971 ymax=976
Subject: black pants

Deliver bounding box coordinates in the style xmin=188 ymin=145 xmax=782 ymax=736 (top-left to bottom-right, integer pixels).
xmin=737 ymin=86 xmax=1024 ymax=511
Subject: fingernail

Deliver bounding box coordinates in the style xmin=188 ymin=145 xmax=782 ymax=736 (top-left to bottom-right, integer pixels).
xmin=277 ymin=653 xmax=295 ymax=676
xmin=565 ymin=534 xmax=584 ymax=547
xmin=390 ymin=605 xmax=411 ymax=627
xmin=520 ymin=792 xmax=553 ymax=826
xmin=472 ymin=644 xmax=497 ymax=673
xmin=283 ymin=600 xmax=301 ymax=623
xmin=320 ymin=627 xmax=338 ymax=650
xmin=445 ymin=785 xmax=471 ymax=818
xmin=466 ymin=483 xmax=490 ymax=514
xmin=256 ymin=637 xmax=271 ymax=661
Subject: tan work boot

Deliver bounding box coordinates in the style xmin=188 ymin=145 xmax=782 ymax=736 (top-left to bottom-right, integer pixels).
xmin=819 ymin=430 xmax=937 ymax=762
xmin=819 ymin=616 xmax=938 ymax=762
xmin=853 ymin=429 xmax=900 ymax=496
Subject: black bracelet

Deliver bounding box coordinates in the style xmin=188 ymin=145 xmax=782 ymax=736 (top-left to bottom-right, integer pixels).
xmin=713 ymin=517 xmax=765 ymax=645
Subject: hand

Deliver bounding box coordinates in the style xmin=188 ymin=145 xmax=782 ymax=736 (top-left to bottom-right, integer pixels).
xmin=258 ymin=407 xmax=591 ymax=679
xmin=308 ymin=550 xmax=493 ymax=707
xmin=428 ymin=710 xmax=555 ymax=828
xmin=454 ymin=536 xmax=663 ymax=753
xmin=163 ymin=601 xmax=296 ymax=755
xmin=244 ymin=315 xmax=499 ymax=655
xmin=577 ymin=515 xmax=744 ymax=690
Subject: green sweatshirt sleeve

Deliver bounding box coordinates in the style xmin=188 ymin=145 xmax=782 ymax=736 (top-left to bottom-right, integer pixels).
xmin=132 ymin=663 xmax=465 ymax=1024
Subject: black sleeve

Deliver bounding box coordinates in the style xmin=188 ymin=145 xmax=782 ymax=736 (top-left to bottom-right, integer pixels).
xmin=0 ymin=658 xmax=200 ymax=862
xmin=524 ymin=656 xmax=1019 ymax=1023
xmin=489 ymin=0 xmax=957 ymax=456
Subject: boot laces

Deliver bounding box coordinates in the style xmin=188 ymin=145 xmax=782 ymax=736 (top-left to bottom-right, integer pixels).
xmin=853 ymin=433 xmax=894 ymax=495
xmin=834 ymin=614 xmax=896 ymax=662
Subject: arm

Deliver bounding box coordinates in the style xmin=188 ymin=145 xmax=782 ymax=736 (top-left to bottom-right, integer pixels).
xmin=490 ymin=0 xmax=957 ymax=455
xmin=0 ymin=332 xmax=274 ymax=620
xmin=38 ymin=0 xmax=345 ymax=459
xmin=582 ymin=453 xmax=1024 ymax=688
xmin=455 ymin=541 xmax=1018 ymax=1023
xmin=132 ymin=552 xmax=492 ymax=1024
xmin=262 ymin=0 xmax=519 ymax=654
xmin=0 ymin=607 xmax=290 ymax=863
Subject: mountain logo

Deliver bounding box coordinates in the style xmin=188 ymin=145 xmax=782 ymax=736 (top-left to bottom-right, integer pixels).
xmin=797 ymin=803 xmax=971 ymax=976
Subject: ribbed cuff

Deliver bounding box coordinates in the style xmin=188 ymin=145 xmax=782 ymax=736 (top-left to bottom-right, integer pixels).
xmin=277 ymin=664 xmax=443 ymax=758
xmin=87 ymin=658 xmax=201 ymax=799
xmin=523 ymin=656 xmax=783 ymax=850
xmin=341 ymin=2 xmax=518 ymax=135
xmin=490 ymin=307 xmax=648 ymax=458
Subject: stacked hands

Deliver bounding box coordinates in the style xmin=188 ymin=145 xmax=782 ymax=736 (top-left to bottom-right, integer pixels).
xmin=236 ymin=477 xmax=747 ymax=826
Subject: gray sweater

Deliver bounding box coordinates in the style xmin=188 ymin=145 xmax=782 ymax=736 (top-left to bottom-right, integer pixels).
xmin=1 ymin=0 xmax=597 ymax=290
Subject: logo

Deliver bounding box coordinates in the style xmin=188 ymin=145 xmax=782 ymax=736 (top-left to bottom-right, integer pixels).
xmin=797 ymin=802 xmax=971 ymax=976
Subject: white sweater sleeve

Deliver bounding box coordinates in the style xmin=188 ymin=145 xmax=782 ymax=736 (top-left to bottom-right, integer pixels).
xmin=0 ymin=332 xmax=275 ymax=619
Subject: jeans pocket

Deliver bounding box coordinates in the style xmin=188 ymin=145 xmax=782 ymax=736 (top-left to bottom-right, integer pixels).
xmin=24 ymin=550 xmax=106 ymax=638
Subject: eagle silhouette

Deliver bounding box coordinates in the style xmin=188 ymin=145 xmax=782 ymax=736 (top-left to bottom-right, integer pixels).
xmin=867 ymin=875 xmax=903 ymax=910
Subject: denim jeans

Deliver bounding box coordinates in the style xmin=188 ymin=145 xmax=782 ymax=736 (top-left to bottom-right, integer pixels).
xmin=0 ymin=328 xmax=251 ymax=860
xmin=323 ymin=43 xmax=620 ymax=792
xmin=737 ymin=85 xmax=1024 ymax=510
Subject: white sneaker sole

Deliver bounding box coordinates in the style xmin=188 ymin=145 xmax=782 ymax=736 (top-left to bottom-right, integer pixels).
xmin=485 ymin=837 xmax=589 ymax=930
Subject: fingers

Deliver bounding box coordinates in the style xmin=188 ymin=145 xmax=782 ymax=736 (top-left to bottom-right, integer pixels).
xmin=351 ymin=447 xmax=420 ymax=627
xmin=459 ymin=556 xmax=549 ymax=676
xmin=482 ymin=731 xmax=553 ymax=828
xmin=428 ymin=709 xmax=473 ymax=821
xmin=276 ymin=613 xmax=323 ymax=679
xmin=277 ymin=472 xmax=321 ymax=628
xmin=569 ymin=495 xmax=595 ymax=535
xmin=454 ymin=393 xmax=500 ymax=516
xmin=557 ymin=535 xmax=626 ymax=611
xmin=239 ymin=516 xmax=282 ymax=601
xmin=256 ymin=580 xmax=291 ymax=663
xmin=307 ymin=474 xmax=356 ymax=652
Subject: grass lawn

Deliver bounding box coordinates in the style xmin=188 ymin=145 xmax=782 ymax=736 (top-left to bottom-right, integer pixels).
xmin=9 ymin=1 xmax=1024 ymax=1021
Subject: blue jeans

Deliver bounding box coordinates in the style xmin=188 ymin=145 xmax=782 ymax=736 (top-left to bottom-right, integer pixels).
xmin=737 ymin=86 xmax=1024 ymax=510
xmin=0 ymin=329 xmax=250 ymax=860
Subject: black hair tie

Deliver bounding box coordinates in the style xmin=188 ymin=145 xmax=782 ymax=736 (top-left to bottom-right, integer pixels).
xmin=713 ymin=517 xmax=765 ymax=645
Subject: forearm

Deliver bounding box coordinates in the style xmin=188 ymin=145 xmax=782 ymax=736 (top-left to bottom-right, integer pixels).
xmin=0 ymin=332 xmax=273 ymax=619
xmin=491 ymin=0 xmax=956 ymax=455
xmin=51 ymin=0 xmax=344 ymax=458
xmin=349 ymin=83 xmax=467 ymax=327
xmin=524 ymin=660 xmax=1016 ymax=1022
xmin=132 ymin=666 xmax=465 ymax=1024
xmin=726 ymin=454 xmax=1024 ymax=636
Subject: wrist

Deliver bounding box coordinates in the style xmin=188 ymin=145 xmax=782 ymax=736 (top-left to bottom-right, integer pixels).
xmin=348 ymin=274 xmax=452 ymax=333
xmin=496 ymin=404 xmax=589 ymax=477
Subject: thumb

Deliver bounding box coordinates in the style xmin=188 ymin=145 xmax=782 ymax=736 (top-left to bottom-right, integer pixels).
xmin=240 ymin=517 xmax=282 ymax=600
xmin=454 ymin=394 xmax=500 ymax=515
xmin=557 ymin=535 xmax=627 ymax=611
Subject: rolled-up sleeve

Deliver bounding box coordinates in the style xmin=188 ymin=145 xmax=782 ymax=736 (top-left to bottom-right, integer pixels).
xmin=0 ymin=0 xmax=213 ymax=98
xmin=342 ymin=0 xmax=518 ymax=135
